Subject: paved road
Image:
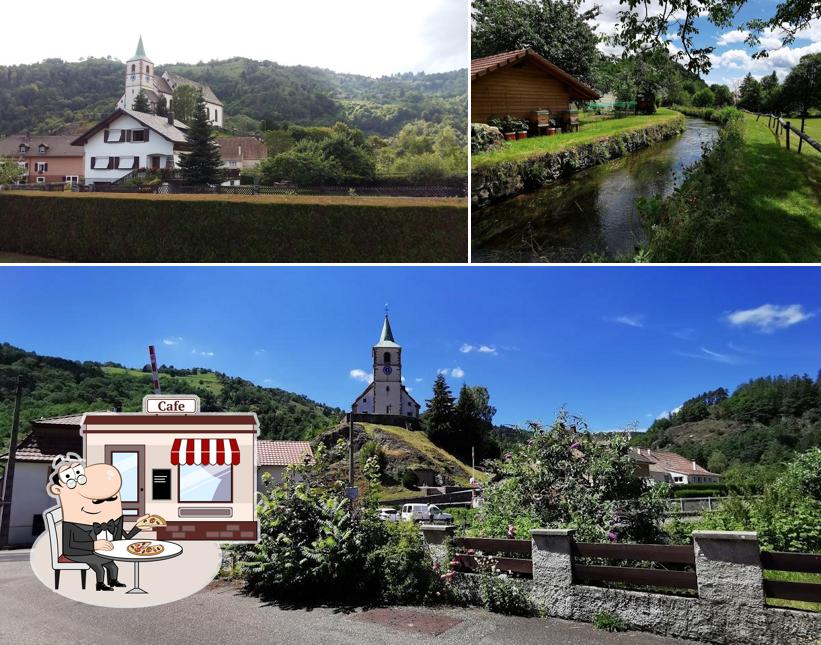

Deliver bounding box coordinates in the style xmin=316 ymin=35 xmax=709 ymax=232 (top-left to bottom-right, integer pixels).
xmin=0 ymin=556 xmax=702 ymax=644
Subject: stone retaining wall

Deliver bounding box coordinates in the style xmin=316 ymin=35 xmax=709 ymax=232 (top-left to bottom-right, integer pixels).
xmin=471 ymin=116 xmax=686 ymax=209
xmin=421 ymin=526 xmax=821 ymax=644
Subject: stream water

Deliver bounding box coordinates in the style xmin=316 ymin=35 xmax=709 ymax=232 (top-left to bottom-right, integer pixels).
xmin=472 ymin=117 xmax=720 ymax=262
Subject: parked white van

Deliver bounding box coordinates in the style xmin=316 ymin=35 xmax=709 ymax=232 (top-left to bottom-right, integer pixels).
xmin=400 ymin=503 xmax=453 ymax=524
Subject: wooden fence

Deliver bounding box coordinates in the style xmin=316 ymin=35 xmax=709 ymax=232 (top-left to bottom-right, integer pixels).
xmin=454 ymin=537 xmax=533 ymax=577
xmin=752 ymin=111 xmax=821 ymax=155
xmin=761 ymin=551 xmax=821 ymax=604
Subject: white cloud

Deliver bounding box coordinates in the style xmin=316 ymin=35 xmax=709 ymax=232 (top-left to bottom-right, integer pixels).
xmin=349 ymin=368 xmax=373 ymax=384
xmin=254 ymin=349 xmax=266 ymax=356
xmin=677 ymin=347 xmax=742 ymax=365
xmin=717 ymin=29 xmax=748 ymax=46
xmin=192 ymin=349 xmax=214 ymax=357
xmin=459 ymin=344 xmax=474 ymax=353
xmin=657 ymin=405 xmax=682 ymax=420
xmin=460 ymin=342 xmax=498 ymax=355
xmin=263 ymin=378 xmax=273 ymax=384
xmin=162 ymin=336 xmax=183 ymax=346
xmin=415 ymin=378 xmax=423 ymax=383
xmin=726 ymin=304 xmax=813 ymax=333
xmin=611 ymin=314 xmax=645 ymax=328
xmin=451 ymin=367 xmax=465 ymax=378
xmin=478 ymin=345 xmax=497 ymax=355
xmin=437 ymin=368 xmax=449 ymax=375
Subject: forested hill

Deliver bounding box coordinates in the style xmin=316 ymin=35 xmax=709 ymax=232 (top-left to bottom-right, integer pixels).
xmin=631 ymin=372 xmax=821 ymax=473
xmin=0 ymin=343 xmax=342 ymax=455
xmin=0 ymin=57 xmax=467 ymax=137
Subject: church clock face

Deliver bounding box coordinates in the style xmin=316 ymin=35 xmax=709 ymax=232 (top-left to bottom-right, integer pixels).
xmin=131 ymin=75 xmax=136 ymax=81
xmin=383 ymin=366 xmax=393 ymax=375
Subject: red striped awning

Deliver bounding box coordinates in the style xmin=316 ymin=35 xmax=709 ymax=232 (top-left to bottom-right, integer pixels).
xmin=171 ymin=438 xmax=240 ymax=466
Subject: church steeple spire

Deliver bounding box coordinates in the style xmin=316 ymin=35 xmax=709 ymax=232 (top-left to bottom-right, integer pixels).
xmin=135 ymin=35 xmax=146 ymax=58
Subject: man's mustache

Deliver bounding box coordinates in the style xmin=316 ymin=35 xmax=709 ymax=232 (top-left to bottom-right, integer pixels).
xmin=91 ymin=495 xmax=118 ymax=504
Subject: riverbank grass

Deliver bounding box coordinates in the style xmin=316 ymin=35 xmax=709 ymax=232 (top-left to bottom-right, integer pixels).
xmin=733 ymin=114 xmax=821 ymax=260
xmin=473 ymin=108 xmax=683 ymax=168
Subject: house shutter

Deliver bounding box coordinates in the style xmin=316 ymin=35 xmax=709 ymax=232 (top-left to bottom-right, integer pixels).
xmin=126 ymin=130 xmax=132 ymax=143
xmin=133 ymin=156 xmax=140 ymax=169
xmin=108 ymin=157 xmax=115 ymax=169
xmin=91 ymin=156 xmax=96 ymax=168
xmin=144 ymin=129 xmax=150 ymax=142
xmin=104 ymin=130 xmax=108 ymax=143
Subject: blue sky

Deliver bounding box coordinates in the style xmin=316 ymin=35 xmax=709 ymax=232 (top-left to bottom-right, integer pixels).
xmin=585 ymin=0 xmax=821 ymax=88
xmin=0 ymin=267 xmax=819 ymax=431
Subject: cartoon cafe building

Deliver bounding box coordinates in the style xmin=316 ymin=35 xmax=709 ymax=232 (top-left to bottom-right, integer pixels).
xmin=80 ymin=395 xmax=259 ymax=542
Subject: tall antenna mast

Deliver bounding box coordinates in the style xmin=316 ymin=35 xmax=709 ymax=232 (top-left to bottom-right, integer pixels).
xmin=148 ymin=345 xmax=161 ymax=395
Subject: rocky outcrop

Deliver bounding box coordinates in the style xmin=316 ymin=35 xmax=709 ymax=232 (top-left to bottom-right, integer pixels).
xmin=472 ymin=117 xmax=686 ymax=209
xmin=471 ymin=123 xmax=505 ymax=155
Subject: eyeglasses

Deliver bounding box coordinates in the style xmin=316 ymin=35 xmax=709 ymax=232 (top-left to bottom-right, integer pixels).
xmin=63 ymin=474 xmax=87 ymax=489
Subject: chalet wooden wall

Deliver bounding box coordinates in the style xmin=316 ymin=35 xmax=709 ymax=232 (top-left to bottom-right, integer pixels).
xmin=472 ymin=59 xmax=571 ymax=123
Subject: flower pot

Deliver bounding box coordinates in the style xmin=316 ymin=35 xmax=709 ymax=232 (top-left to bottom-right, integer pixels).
xmin=547 ymin=128 xmax=557 ymax=136
xmin=503 ymin=132 xmax=516 ymax=141
xmin=516 ymin=131 xmax=528 ymax=140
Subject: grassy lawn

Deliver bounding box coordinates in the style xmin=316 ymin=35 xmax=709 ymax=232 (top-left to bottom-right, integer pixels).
xmin=472 ymin=108 xmax=682 ymax=168
xmin=764 ymin=570 xmax=821 ymax=613
xmin=101 ymin=367 xmax=223 ymax=395
xmin=732 ymin=114 xmax=821 ymax=261
xmin=0 ymin=190 xmax=465 ymax=209
xmin=770 ymin=116 xmax=821 ymax=158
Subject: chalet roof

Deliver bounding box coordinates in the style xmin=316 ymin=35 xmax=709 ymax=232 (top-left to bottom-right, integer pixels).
xmin=163 ymin=72 xmax=223 ymax=107
xmin=641 ymin=449 xmax=718 ymax=476
xmin=257 ymin=440 xmax=313 ymax=466
xmin=0 ymin=136 xmax=83 ymax=158
xmin=70 ymin=109 xmax=190 ymax=146
xmin=471 ymin=48 xmax=600 ymax=101
xmin=6 ymin=429 xmax=82 ymax=462
xmin=217 ymin=136 xmax=268 ymax=161
xmin=374 ymin=315 xmax=400 ymax=349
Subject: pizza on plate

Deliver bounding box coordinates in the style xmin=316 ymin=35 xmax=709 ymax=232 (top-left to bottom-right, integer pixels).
xmin=127 ymin=541 xmax=165 ymax=556
xmin=135 ymin=514 xmax=167 ymax=529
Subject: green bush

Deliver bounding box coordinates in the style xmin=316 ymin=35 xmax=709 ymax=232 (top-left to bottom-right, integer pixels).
xmin=401 ymin=469 xmax=418 ymax=489
xmin=360 ymin=440 xmax=386 ymax=474
xmin=0 ymin=194 xmax=467 ymax=262
xmin=478 ymin=574 xmax=535 ymax=616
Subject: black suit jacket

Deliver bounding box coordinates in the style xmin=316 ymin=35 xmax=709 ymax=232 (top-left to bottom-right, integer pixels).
xmin=62 ymin=516 xmax=140 ymax=557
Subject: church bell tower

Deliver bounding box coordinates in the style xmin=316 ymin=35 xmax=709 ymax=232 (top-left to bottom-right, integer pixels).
xmin=372 ymin=314 xmax=402 ymax=415
xmin=125 ymin=35 xmax=154 ymax=110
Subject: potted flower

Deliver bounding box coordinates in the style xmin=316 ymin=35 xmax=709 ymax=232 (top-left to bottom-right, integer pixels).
xmin=515 ymin=118 xmax=529 ymax=140
xmin=546 ymin=119 xmax=558 ymax=136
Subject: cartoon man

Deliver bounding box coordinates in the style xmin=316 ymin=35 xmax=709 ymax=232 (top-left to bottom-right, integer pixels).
xmin=47 ymin=454 xmax=152 ymax=591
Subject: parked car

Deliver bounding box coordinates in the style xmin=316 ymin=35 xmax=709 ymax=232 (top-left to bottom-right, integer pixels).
xmin=377 ymin=507 xmax=398 ymax=522
xmin=400 ymin=503 xmax=453 ymax=524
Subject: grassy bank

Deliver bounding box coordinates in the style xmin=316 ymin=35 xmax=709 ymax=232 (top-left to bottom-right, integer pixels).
xmin=473 ymin=108 xmax=682 ymax=168
xmin=642 ymin=111 xmax=821 ymax=261
xmin=0 ymin=192 xmax=468 ymax=263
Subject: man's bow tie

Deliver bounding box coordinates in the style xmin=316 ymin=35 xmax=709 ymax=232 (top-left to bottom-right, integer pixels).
xmin=93 ymin=520 xmax=117 ymax=535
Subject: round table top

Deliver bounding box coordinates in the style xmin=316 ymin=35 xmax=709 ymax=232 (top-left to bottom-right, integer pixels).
xmin=94 ymin=539 xmax=183 ymax=563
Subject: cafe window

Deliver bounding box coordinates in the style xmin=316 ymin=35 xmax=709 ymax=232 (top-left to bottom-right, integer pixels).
xmin=179 ymin=464 xmax=232 ymax=502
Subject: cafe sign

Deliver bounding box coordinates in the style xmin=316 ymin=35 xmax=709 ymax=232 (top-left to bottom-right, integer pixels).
xmin=143 ymin=394 xmax=200 ymax=414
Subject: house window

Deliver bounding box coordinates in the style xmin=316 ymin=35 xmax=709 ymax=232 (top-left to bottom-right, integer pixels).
xmin=105 ymin=129 xmax=123 ymax=143
xmin=35 ymin=162 xmax=48 ymax=173
xmin=64 ymin=176 xmax=79 ymax=184
xmin=91 ymin=156 xmax=113 ymax=170
xmin=228 ymin=160 xmax=237 ymax=167
xmin=131 ymin=129 xmax=148 ymax=142
xmin=116 ymin=156 xmax=138 ymax=170
xmin=36 ymin=177 xmax=45 ymax=184
xmin=215 ymin=109 xmax=219 ymax=121
xmin=179 ymin=464 xmax=232 ymax=502
xmin=18 ymin=144 xmax=27 ymax=153
xmin=384 ymin=352 xmax=391 ymax=363
xmin=146 ymin=65 xmax=150 ymax=74
xmin=38 ymin=145 xmax=47 ymax=154
xmin=132 ymin=64 xmax=136 ymax=73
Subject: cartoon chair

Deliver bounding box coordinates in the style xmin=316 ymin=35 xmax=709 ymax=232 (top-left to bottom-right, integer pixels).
xmin=45 ymin=507 xmax=89 ymax=590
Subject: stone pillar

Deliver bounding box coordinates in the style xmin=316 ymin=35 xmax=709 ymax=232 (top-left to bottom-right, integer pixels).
xmin=420 ymin=524 xmax=455 ymax=568
xmin=531 ymin=528 xmax=575 ymax=617
xmin=693 ymin=530 xmax=764 ymax=607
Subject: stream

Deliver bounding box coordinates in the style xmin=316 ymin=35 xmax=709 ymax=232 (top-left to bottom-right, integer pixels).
xmin=472 ymin=117 xmax=720 ymax=262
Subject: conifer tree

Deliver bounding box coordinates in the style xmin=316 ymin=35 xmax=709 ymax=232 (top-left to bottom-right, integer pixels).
xmin=132 ymin=90 xmax=151 ymax=113
xmin=178 ymin=93 xmax=225 ymax=185
xmin=424 ymin=374 xmax=455 ymax=445
xmin=154 ymin=95 xmax=169 ymax=118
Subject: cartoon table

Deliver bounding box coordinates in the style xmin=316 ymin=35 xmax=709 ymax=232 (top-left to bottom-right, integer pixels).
xmin=95 ymin=539 xmax=183 ymax=594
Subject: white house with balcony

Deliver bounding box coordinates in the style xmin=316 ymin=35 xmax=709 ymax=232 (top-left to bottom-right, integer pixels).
xmin=70 ymin=109 xmax=190 ymax=184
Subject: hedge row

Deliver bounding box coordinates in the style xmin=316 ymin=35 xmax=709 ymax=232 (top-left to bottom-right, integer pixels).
xmin=0 ymin=193 xmax=468 ymax=262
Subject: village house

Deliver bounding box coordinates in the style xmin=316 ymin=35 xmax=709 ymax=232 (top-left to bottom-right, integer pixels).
xmin=635 ymin=448 xmax=722 ymax=485
xmin=117 ymin=36 xmax=223 ymax=128
xmin=0 ymin=135 xmax=84 ymax=184
xmin=471 ymin=48 xmax=600 ymax=130
xmin=0 ymin=411 xmax=312 ymax=547
xmin=217 ymin=136 xmax=268 ymax=186
xmin=70 ymin=109 xmax=190 ymax=184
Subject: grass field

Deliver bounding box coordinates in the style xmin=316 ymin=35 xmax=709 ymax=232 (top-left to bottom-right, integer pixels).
xmin=101 ymin=366 xmax=223 ymax=394
xmin=732 ymin=114 xmax=821 ymax=261
xmin=0 ymin=190 xmax=465 ymax=209
xmin=472 ymin=108 xmax=682 ymax=168
xmin=763 ymin=570 xmax=821 ymax=613
xmin=770 ymin=116 xmax=821 ymax=158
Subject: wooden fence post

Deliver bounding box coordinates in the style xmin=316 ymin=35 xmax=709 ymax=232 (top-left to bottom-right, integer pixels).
xmin=799 ymin=117 xmax=806 ymax=154
xmin=786 ymin=121 xmax=791 ymax=150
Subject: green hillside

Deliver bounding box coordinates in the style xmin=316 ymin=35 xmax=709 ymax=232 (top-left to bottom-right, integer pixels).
xmin=0 ymin=57 xmax=466 ymax=137
xmin=0 ymin=342 xmax=342 ymax=458
xmin=315 ymin=421 xmax=489 ymax=501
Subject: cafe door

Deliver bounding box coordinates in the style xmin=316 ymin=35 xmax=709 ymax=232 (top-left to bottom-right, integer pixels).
xmin=105 ymin=445 xmax=145 ymax=518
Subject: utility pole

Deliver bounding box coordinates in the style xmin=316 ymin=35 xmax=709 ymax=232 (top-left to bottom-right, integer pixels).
xmin=348 ymin=409 xmax=354 ymax=487
xmin=0 ymin=377 xmax=23 ymax=548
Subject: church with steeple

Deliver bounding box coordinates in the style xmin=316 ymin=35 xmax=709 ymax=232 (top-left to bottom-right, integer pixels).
xmin=116 ymin=36 xmax=224 ymax=128
xmin=352 ymin=314 xmax=420 ymax=419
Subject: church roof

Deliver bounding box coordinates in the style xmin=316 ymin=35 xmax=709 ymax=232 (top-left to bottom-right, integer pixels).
xmin=374 ymin=315 xmax=400 ymax=348
xmin=163 ymin=72 xmax=224 ymax=106
xmin=128 ymin=35 xmax=152 ymax=62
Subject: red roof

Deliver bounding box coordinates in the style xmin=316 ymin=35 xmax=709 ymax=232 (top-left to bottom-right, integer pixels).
xmin=9 ymin=429 xmax=82 ymax=462
xmin=471 ymin=48 xmax=600 ymax=101
xmin=217 ymin=136 xmax=268 ymax=161
xmin=642 ymin=449 xmax=718 ymax=476
xmin=257 ymin=440 xmax=313 ymax=466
